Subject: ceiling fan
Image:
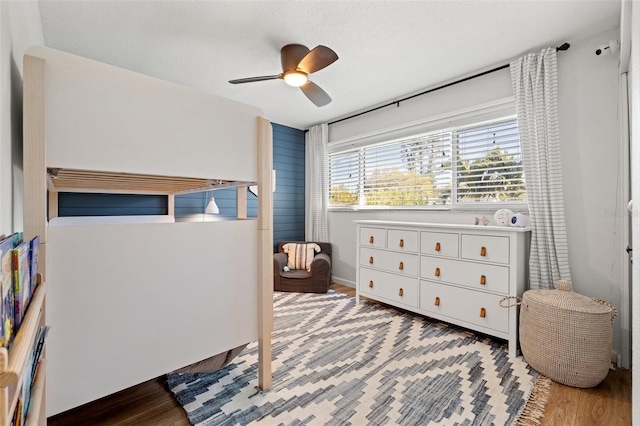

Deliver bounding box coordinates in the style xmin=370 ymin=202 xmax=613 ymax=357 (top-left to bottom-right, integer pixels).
xmin=229 ymin=44 xmax=338 ymax=107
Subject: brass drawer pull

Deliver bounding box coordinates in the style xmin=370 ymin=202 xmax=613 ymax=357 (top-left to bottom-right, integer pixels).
xmin=480 ymin=307 xmax=486 ymax=318
xmin=399 ymin=261 xmax=404 ymax=270
xmin=480 ymin=275 xmax=486 ymax=285
xmin=399 ymin=288 xmax=404 ymax=297
xmin=369 ymin=256 xmax=374 ymax=264
xmin=369 ymin=236 xmax=374 ymax=244
xmin=399 ymin=239 xmax=404 ymax=248
xmin=435 ymin=242 xmax=441 ymax=252
xmin=369 ymin=280 xmax=373 ymax=288
xmin=435 ymin=297 xmax=440 ymax=306
xmin=435 ymin=267 xmax=440 ymax=277
xmin=480 ymin=246 xmax=487 ymax=257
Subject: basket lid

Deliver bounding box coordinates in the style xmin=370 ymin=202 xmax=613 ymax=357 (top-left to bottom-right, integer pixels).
xmin=524 ymin=280 xmax=613 ymax=315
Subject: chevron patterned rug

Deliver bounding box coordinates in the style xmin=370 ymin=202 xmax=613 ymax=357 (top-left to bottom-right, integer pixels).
xmin=167 ymin=290 xmax=549 ymax=425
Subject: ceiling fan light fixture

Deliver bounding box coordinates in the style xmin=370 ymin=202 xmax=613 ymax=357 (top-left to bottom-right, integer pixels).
xmin=283 ymin=70 xmax=308 ymax=87
xmin=228 ymin=44 xmax=337 ymax=106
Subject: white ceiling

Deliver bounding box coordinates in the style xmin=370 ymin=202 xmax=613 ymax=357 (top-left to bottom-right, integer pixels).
xmin=38 ymin=1 xmax=621 ymax=130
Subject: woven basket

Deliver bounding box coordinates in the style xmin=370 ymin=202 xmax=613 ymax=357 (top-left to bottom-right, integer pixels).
xmin=519 ymin=280 xmax=616 ymax=388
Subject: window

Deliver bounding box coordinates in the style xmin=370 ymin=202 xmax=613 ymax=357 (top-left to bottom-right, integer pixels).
xmin=329 ymin=116 xmax=525 ymax=208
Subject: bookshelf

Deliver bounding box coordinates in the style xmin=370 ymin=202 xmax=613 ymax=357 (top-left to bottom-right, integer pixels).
xmin=0 ymin=279 xmax=47 ymax=426
xmin=22 ymin=46 xmax=273 ymax=418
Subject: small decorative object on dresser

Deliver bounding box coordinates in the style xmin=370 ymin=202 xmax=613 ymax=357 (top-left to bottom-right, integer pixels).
xmin=493 ymin=209 xmax=513 ymax=226
xmin=355 ymin=220 xmax=530 ymax=357
xmin=510 ymin=213 xmax=528 ymax=227
xmin=474 ymin=216 xmax=490 ymax=226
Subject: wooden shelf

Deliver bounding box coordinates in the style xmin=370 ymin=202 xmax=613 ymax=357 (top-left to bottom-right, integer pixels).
xmin=0 ymin=282 xmax=47 ymax=426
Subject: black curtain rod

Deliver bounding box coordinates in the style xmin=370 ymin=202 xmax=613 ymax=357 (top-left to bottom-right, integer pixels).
xmin=327 ymin=42 xmax=570 ymax=127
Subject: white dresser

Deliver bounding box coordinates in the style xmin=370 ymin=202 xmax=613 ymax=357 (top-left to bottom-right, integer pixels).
xmin=355 ymin=220 xmax=530 ymax=357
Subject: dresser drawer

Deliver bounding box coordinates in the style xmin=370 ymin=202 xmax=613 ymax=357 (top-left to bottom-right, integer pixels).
xmin=419 ymin=281 xmax=508 ymax=333
xmin=461 ymin=234 xmax=510 ymax=264
xmin=420 ymin=257 xmax=510 ymax=294
xmin=360 ymin=227 xmax=387 ymax=248
xmin=387 ymin=229 xmax=418 ymax=253
xmin=360 ymin=247 xmax=418 ymax=276
xmin=359 ymin=267 xmax=418 ymax=307
xmin=421 ymin=231 xmax=459 ymax=257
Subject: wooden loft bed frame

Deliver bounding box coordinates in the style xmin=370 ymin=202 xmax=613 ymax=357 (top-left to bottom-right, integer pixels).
xmin=46 ymin=168 xmax=253 ymax=194
xmin=20 ymin=46 xmax=274 ymax=420
xmin=45 ymin=167 xmax=255 ymax=220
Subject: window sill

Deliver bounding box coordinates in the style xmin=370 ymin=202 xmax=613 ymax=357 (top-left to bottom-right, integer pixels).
xmin=328 ymin=204 xmax=529 ymax=214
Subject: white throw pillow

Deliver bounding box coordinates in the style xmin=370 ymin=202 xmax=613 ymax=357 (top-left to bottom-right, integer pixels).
xmin=282 ymin=243 xmax=321 ymax=271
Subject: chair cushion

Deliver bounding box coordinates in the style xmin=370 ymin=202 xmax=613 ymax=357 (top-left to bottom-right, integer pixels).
xmin=279 ymin=269 xmax=312 ymax=279
xmin=282 ymin=243 xmax=321 ymax=271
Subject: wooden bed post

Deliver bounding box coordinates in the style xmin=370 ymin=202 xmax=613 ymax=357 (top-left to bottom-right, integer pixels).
xmin=23 ymin=54 xmax=47 ymax=426
xmin=49 ymin=192 xmax=59 ymax=220
xmin=24 ymin=54 xmax=47 ymax=245
xmin=257 ymin=117 xmax=273 ymax=390
xmin=236 ymin=187 xmax=247 ymax=219
xmin=167 ymin=195 xmax=174 ymax=216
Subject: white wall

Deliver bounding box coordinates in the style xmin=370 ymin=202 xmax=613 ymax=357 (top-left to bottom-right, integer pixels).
xmin=0 ymin=1 xmax=44 ymax=235
xmin=328 ymin=27 xmax=625 ymax=357
xmin=625 ymin=0 xmax=639 ymax=422
xmin=557 ymin=26 xmax=625 ymax=362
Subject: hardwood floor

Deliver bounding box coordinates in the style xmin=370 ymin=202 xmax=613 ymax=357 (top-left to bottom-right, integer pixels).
xmin=48 ymin=283 xmax=632 ymax=426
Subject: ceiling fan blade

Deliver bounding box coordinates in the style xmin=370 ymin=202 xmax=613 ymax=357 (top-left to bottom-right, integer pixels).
xmin=281 ymin=44 xmax=310 ymax=72
xmin=300 ymin=81 xmax=332 ymax=107
xmin=228 ymin=74 xmax=281 ymax=84
xmin=297 ymin=45 xmax=338 ymax=74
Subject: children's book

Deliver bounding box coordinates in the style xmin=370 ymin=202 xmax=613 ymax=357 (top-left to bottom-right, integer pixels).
xmin=11 ymin=232 xmax=23 ymax=247
xmin=0 ymin=237 xmax=13 ymax=347
xmin=29 ymin=236 xmax=40 ymax=296
xmin=30 ymin=326 xmax=50 ymax=384
xmin=12 ymin=241 xmax=31 ymax=329
xmin=20 ymin=326 xmax=49 ymax=425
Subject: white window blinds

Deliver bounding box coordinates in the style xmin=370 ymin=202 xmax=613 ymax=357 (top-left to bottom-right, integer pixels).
xmin=329 ymin=116 xmax=525 ymax=208
xmin=455 ymin=118 xmax=526 ymax=204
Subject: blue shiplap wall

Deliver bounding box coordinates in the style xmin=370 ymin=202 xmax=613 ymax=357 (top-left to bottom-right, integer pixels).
xmin=58 ymin=123 xmax=306 ymax=248
xmin=58 ymin=193 xmax=168 ymax=216
xmin=272 ymin=123 xmax=305 ymax=244
xmin=174 ymin=188 xmax=257 ymax=219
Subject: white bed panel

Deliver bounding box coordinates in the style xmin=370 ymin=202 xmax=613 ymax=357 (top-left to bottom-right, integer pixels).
xmin=27 ymin=46 xmax=260 ymax=182
xmin=45 ymin=220 xmax=259 ymax=416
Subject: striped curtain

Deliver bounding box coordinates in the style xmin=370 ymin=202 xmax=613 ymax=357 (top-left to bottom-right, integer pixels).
xmin=305 ymin=123 xmax=329 ymax=241
xmin=510 ymin=47 xmax=572 ymax=289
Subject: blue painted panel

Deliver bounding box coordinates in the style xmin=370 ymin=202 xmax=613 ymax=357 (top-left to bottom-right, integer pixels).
xmin=273 ymin=170 xmax=304 ymax=181
xmin=272 ymin=123 xmax=304 ymax=135
xmin=274 ymin=141 xmax=305 ymax=154
xmin=273 ymin=148 xmax=304 ymax=159
xmin=274 ymin=191 xmax=305 ymax=200
xmin=58 ymin=193 xmax=167 ymax=216
xmin=272 ymin=124 xmax=305 ymax=250
xmin=274 ymin=137 xmax=305 ymax=148
xmin=273 ymin=163 xmax=304 ymax=175
xmin=175 ymin=188 xmax=257 ymax=219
